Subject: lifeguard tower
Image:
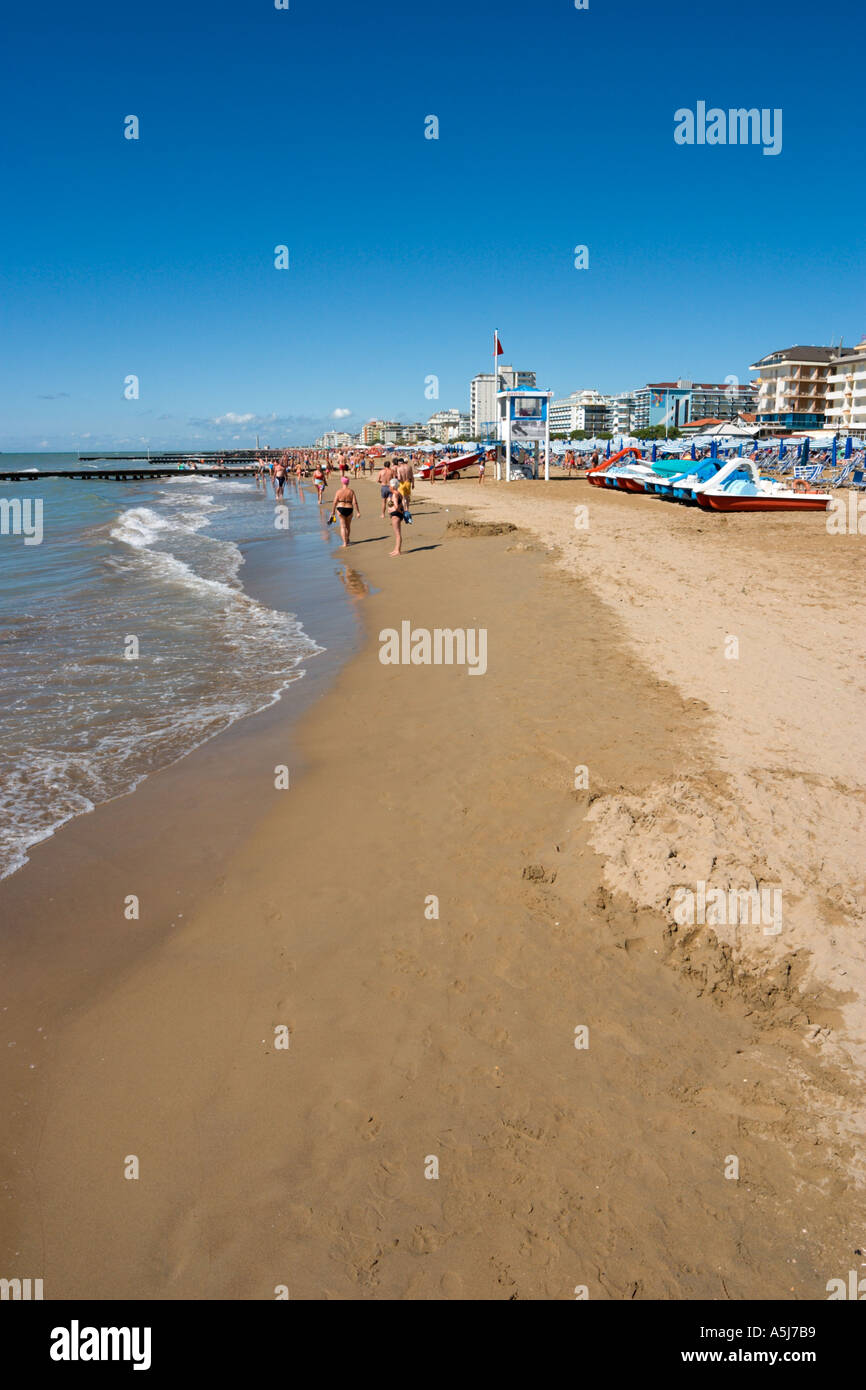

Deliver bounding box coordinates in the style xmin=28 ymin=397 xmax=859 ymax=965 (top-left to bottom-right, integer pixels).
xmin=496 ymin=386 xmax=553 ymax=481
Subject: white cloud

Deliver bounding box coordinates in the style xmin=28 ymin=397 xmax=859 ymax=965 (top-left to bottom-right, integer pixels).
xmin=331 ymin=407 xmax=352 ymax=419
xmin=214 ymin=412 xmax=256 ymax=426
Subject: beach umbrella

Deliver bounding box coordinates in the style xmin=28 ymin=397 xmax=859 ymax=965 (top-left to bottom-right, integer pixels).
xmin=831 ymin=436 xmax=838 ymax=467
xmin=605 ymin=439 xmax=611 ymax=458
xmin=737 ymin=444 xmax=743 ymax=457
xmin=651 ymin=442 xmax=657 ymax=461
xmin=845 ymin=435 xmax=853 ymax=458
xmin=778 ymin=438 xmax=786 ymax=459
xmin=709 ymin=440 xmax=718 ymax=458
xmin=690 ymin=442 xmax=696 ymax=461
xmin=802 ymin=436 xmax=810 ymax=465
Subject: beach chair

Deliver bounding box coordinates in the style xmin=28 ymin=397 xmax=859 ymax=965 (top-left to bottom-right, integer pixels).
xmin=829 ymin=461 xmax=855 ymax=488
xmin=849 ymin=470 xmax=866 ymax=491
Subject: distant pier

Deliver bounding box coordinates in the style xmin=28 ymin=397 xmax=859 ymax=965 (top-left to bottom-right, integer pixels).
xmin=0 ymin=451 xmax=268 ymax=483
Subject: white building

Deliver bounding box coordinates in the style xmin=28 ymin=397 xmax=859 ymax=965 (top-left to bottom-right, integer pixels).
xmin=316 ymin=430 xmax=354 ymax=448
xmin=606 ymin=392 xmax=637 ymax=437
xmin=749 ymin=347 xmax=842 ymax=430
xmin=823 ymin=338 xmax=866 ymax=435
xmin=549 ymin=389 xmax=608 ymax=436
xmin=471 ymin=366 xmax=536 ymax=438
xmin=426 ymin=408 xmax=471 ymax=442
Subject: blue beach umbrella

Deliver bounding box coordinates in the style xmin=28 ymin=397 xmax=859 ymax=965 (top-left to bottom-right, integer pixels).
xmin=737 ymin=443 xmax=743 ymax=457
xmin=651 ymin=442 xmax=657 ymax=461
xmin=845 ymin=435 xmax=853 ymax=459
xmin=802 ymin=436 xmax=810 ymax=465
xmin=605 ymin=438 xmax=611 ymax=458
xmin=831 ymin=436 xmax=838 ymax=467
xmin=710 ymin=440 xmax=718 ymax=458
xmin=779 ymin=438 xmax=786 ymax=459
xmin=690 ymin=441 xmax=697 ymax=461
xmin=618 ymin=437 xmax=623 ymax=452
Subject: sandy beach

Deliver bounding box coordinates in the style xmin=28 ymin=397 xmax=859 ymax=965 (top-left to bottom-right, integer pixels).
xmin=1 ymin=474 xmax=863 ymax=1300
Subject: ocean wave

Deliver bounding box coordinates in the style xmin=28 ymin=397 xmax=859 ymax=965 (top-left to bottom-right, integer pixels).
xmin=0 ymin=486 xmax=325 ymax=880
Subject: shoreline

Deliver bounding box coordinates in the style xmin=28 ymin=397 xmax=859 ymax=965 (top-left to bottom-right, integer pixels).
xmin=1 ymin=476 xmax=862 ymax=1299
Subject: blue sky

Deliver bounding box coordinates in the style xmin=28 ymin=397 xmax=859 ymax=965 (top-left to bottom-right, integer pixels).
xmin=2 ymin=0 xmax=863 ymax=449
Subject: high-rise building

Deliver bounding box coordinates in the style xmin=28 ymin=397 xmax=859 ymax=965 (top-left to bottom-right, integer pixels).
xmin=823 ymin=338 xmax=866 ymax=435
xmin=750 ymin=346 xmax=850 ymax=430
xmin=633 ymin=380 xmax=757 ymax=431
xmin=471 ymin=366 xmax=536 ymax=437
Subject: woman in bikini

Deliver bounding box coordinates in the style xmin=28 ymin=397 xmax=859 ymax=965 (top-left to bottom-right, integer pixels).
xmin=313 ymin=465 xmax=327 ymax=505
xmin=331 ymin=479 xmax=360 ymax=546
xmin=387 ymin=477 xmax=405 ymax=557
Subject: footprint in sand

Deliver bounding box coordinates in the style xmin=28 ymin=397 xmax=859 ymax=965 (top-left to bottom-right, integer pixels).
xmin=411 ymin=1225 xmax=450 ymax=1255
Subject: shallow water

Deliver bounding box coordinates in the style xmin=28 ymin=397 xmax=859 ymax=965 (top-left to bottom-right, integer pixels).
xmin=0 ymin=457 xmax=347 ymax=878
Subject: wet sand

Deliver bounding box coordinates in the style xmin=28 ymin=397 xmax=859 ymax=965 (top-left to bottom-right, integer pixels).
xmin=1 ymin=475 xmax=862 ymax=1299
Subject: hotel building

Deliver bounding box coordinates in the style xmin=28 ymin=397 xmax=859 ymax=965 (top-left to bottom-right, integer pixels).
xmin=426 ymin=408 xmax=471 ymax=442
xmin=749 ymin=346 xmax=845 ymax=430
xmin=633 ymin=380 xmax=757 ymax=431
xmin=814 ymin=339 xmax=866 ymax=435
xmin=606 ymin=392 xmax=637 ymax=437
xmin=315 ymin=430 xmax=354 ymax=448
xmin=549 ymin=390 xmax=608 ymax=436
xmin=361 ymin=419 xmax=402 ymax=444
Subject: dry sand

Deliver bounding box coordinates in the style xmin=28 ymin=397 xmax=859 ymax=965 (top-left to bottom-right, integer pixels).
xmin=1 ymin=474 xmax=863 ymax=1300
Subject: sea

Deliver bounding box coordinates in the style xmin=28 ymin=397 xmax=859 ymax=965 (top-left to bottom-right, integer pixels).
xmin=0 ymin=454 xmax=355 ymax=880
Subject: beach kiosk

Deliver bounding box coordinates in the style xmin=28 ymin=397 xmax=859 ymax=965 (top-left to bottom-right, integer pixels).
xmin=496 ymin=387 xmax=552 ymax=481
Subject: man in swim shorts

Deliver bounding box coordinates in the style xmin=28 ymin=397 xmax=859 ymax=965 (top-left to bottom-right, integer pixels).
xmin=377 ymin=461 xmax=396 ymax=516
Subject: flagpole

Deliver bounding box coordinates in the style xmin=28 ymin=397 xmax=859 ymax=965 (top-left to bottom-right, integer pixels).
xmin=493 ymin=328 xmax=497 ymax=437
xmin=493 ymin=328 xmax=499 ymax=480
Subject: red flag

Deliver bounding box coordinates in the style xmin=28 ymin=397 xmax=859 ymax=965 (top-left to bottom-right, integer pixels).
xmin=495 ymin=336 xmax=504 ymax=355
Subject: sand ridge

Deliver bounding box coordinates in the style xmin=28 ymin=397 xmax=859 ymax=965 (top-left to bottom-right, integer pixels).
xmin=421 ymin=478 xmax=866 ymax=1083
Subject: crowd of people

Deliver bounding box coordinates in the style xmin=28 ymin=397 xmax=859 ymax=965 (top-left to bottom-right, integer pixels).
xmin=253 ymin=449 xmax=417 ymax=557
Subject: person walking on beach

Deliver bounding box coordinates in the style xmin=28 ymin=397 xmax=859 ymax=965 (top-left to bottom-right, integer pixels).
xmin=331 ymin=478 xmax=360 ymax=547
xmin=378 ymin=461 xmax=396 ymax=517
xmin=313 ymin=463 xmax=327 ymax=505
xmin=386 ymin=477 xmax=405 ymax=557
xmin=478 ymin=456 xmax=485 ymax=483
xmin=396 ymin=456 xmax=414 ymax=497
xmin=273 ymin=458 xmax=287 ymax=496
